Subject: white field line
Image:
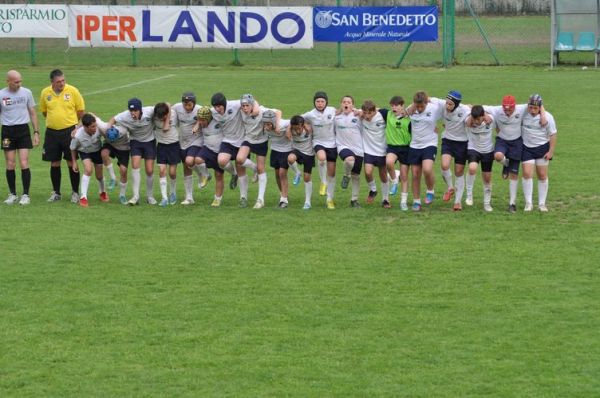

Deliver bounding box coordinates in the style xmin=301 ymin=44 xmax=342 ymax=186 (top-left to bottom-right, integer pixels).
xmin=83 ymin=74 xmax=177 ymax=96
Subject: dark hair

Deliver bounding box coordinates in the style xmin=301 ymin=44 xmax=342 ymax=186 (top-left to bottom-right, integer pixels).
xmin=341 ymin=95 xmax=354 ymax=105
xmin=413 ymin=91 xmax=428 ymax=104
xmin=49 ymin=69 xmax=63 ymax=81
xmin=361 ymin=100 xmax=376 ymax=112
xmin=290 ymin=115 xmax=304 ymax=126
xmin=389 ymin=96 xmax=404 ymax=106
xmin=211 ymin=92 xmax=227 ymax=108
xmin=81 ymin=113 xmax=96 ymax=127
xmin=471 ymin=105 xmax=485 ymax=118
xmin=154 ymin=102 xmax=170 ymax=120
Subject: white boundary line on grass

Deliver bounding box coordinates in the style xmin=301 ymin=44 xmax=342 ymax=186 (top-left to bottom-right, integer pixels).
xmin=83 ymin=74 xmax=177 ymax=96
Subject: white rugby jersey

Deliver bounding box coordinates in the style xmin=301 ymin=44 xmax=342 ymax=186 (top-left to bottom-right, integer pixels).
xmin=114 ymin=106 xmax=155 ymax=142
xmin=154 ymin=111 xmax=179 ymax=145
xmin=431 ymin=98 xmax=469 ymax=142
xmin=268 ymin=119 xmax=292 ymax=153
xmin=302 ymin=106 xmax=336 ymax=148
xmin=467 ymin=117 xmax=496 ymax=154
xmin=335 ymin=112 xmax=364 ymax=156
xmin=212 ymin=100 xmax=244 ymax=146
xmin=522 ymin=111 xmax=557 ymax=148
xmin=202 ymin=119 xmax=223 ymax=154
xmin=360 ymin=110 xmax=387 ymax=157
xmin=483 ymin=104 xmax=526 ymax=141
xmin=409 ymin=101 xmax=444 ymax=149
xmin=242 ymin=105 xmax=268 ymax=144
xmin=70 ymin=126 xmax=102 ymax=153
xmin=96 ymin=117 xmax=130 ymax=151
xmin=172 ymin=102 xmax=202 ymax=150
xmin=291 ymin=125 xmax=314 ymax=156
xmin=0 ymin=87 xmax=35 ymax=125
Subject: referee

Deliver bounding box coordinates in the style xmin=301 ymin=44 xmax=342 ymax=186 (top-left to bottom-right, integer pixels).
xmin=1 ymin=70 xmax=39 ymax=205
xmin=40 ymin=69 xmax=85 ymax=203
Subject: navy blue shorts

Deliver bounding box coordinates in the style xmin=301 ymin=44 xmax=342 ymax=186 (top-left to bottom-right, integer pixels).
xmin=441 ymin=138 xmax=468 ymax=165
xmin=407 ymin=145 xmax=437 ymax=165
xmin=495 ymin=136 xmax=523 ymax=162
xmin=270 ymin=149 xmax=290 ymax=169
xmin=314 ymin=145 xmax=337 ymax=162
xmin=364 ymin=153 xmax=386 ymax=167
xmin=180 ymin=145 xmax=202 ymax=162
xmin=79 ymin=150 xmax=103 ymax=165
xmin=198 ymin=146 xmax=223 ymax=173
xmin=339 ymin=149 xmax=363 ymax=174
xmin=157 ymin=142 xmax=181 ymax=165
xmin=522 ymin=142 xmax=550 ymax=162
xmin=130 ymin=139 xmax=156 ymax=160
xmin=291 ymin=149 xmax=314 ymax=174
xmin=242 ymin=141 xmax=268 ymax=157
xmin=467 ymin=150 xmax=494 ymax=172
xmin=386 ymin=145 xmax=410 ymax=165
xmin=101 ymin=142 xmax=129 ymax=167
xmin=219 ymin=142 xmax=240 ymax=158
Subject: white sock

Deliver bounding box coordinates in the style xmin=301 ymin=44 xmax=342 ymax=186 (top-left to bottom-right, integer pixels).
xmin=81 ymin=174 xmax=90 ymax=198
xmin=483 ymin=183 xmax=492 ymax=205
xmin=367 ymin=180 xmax=376 ymax=192
xmin=223 ymin=162 xmax=236 ymax=175
xmin=160 ymin=177 xmax=168 ymax=200
xmin=120 ymin=181 xmax=127 ymax=197
xmin=239 ymin=175 xmax=248 ymax=199
xmin=509 ymin=179 xmax=518 ymax=205
xmin=392 ymin=174 xmax=399 ymax=184
xmin=289 ymin=161 xmax=301 ymax=176
xmin=98 ymin=177 xmax=105 ymax=193
xmin=242 ymin=158 xmax=256 ymax=171
xmin=351 ymin=174 xmax=360 ymax=201
xmin=184 ymin=175 xmax=193 ymax=199
xmin=381 ymin=182 xmax=389 ymax=201
xmin=318 ymin=161 xmax=327 ymax=184
xmin=538 ymin=179 xmax=548 ymax=206
xmin=131 ymin=168 xmax=141 ymax=198
xmin=326 ymin=175 xmax=335 ymax=200
xmin=146 ymin=175 xmax=154 ymax=199
xmin=105 ymin=164 xmax=116 ymax=180
xmin=258 ymin=172 xmax=267 ymax=202
xmin=466 ymin=173 xmax=475 ymax=197
xmin=455 ymin=175 xmax=465 ymax=203
xmin=442 ymin=168 xmax=453 ymax=189
xmin=198 ymin=163 xmax=209 ymax=178
xmin=401 ymin=192 xmax=408 ymax=205
xmin=522 ymin=178 xmax=533 ymax=204
xmin=169 ymin=178 xmax=176 ymax=196
xmin=344 ymin=159 xmax=354 ymax=176
xmin=305 ymin=181 xmax=312 ymax=204
xmin=280 ymin=196 xmax=288 ymax=203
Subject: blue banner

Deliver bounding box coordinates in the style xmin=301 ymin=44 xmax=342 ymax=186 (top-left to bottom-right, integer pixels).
xmin=313 ymin=6 xmax=438 ymax=42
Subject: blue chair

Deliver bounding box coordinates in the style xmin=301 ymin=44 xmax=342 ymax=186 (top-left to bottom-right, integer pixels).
xmin=555 ymin=31 xmax=574 ymax=51
xmin=575 ymin=32 xmax=595 ymax=51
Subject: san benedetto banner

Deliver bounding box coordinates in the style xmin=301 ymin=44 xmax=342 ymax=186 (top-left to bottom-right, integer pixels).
xmin=0 ymin=4 xmax=68 ymax=38
xmin=68 ymin=5 xmax=312 ymax=49
xmin=313 ymin=6 xmax=438 ymax=42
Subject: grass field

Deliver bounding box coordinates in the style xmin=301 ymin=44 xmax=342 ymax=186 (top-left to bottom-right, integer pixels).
xmin=1 ymin=62 xmax=600 ymax=397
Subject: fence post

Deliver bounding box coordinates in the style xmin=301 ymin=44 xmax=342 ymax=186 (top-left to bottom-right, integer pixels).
xmin=335 ymin=0 xmax=343 ymax=67
xmin=442 ymin=0 xmax=455 ymax=67
xmin=131 ymin=0 xmax=138 ymax=66
xmin=232 ymin=0 xmax=242 ymax=65
xmin=29 ymin=0 xmax=36 ymax=66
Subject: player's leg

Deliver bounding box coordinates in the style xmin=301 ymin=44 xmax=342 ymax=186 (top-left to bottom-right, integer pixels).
xmin=101 ymin=147 xmax=116 ymax=192
xmin=422 ymin=158 xmax=435 ymax=204
xmin=535 ymin=160 xmax=549 ymax=211
xmin=316 ymin=148 xmax=327 ymax=195
xmin=386 ymin=152 xmax=399 ymax=196
xmin=129 ymin=153 xmax=142 ymax=204
xmin=158 ymin=162 xmax=169 ymax=206
xmin=466 ymin=160 xmax=478 ymax=206
xmin=254 ymin=154 xmax=267 ymax=208
xmin=3 ymin=148 xmax=17 ymax=203
xmin=521 ymin=160 xmax=535 ymax=211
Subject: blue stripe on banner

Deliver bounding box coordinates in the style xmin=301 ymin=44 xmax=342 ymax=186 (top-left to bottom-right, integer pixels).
xmin=313 ymin=6 xmax=438 ymax=42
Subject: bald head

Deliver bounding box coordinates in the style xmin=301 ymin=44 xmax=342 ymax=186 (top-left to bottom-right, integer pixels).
xmin=6 ymin=70 xmax=22 ymax=92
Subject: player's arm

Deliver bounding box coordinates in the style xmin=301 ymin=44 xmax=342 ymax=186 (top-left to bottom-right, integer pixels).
xmin=192 ymin=120 xmax=201 ymax=134
xmin=539 ymin=105 xmax=547 ymax=127
xmin=70 ymin=139 xmax=79 ymax=172
xmin=545 ymin=133 xmax=556 ymax=161
xmin=28 ymin=105 xmax=40 ymax=146
xmin=274 ymin=109 xmax=282 ymax=132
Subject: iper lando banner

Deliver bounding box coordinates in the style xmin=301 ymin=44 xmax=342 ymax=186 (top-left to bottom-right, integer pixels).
xmin=69 ymin=5 xmax=312 ymax=49
xmin=313 ymin=6 xmax=438 ymax=42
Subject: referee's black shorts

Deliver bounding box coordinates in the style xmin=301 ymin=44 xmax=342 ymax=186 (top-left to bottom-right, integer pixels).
xmin=43 ymin=126 xmax=77 ymax=162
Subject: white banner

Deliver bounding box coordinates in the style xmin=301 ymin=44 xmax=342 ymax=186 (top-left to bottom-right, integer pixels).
xmin=68 ymin=6 xmax=313 ymax=49
xmin=0 ymin=5 xmax=68 ymax=38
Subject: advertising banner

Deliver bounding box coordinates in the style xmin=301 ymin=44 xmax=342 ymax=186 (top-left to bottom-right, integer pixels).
xmin=68 ymin=6 xmax=313 ymax=49
xmin=313 ymin=6 xmax=438 ymax=42
xmin=0 ymin=4 xmax=68 ymax=38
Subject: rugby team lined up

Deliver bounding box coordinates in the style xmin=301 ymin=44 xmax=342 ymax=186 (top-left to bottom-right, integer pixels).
xmin=1 ymin=69 xmax=557 ymax=212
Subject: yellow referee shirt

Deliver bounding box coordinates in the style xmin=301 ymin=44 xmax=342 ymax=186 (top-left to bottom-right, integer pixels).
xmin=39 ymin=84 xmax=85 ymax=130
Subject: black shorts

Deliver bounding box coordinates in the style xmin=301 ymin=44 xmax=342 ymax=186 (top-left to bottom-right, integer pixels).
xmin=242 ymin=141 xmax=269 ymax=157
xmin=180 ymin=145 xmax=202 ymax=162
xmin=102 ymin=143 xmax=130 ymax=167
xmin=522 ymin=143 xmax=550 ymax=162
xmin=407 ymin=145 xmax=437 ymax=165
xmin=2 ymin=124 xmax=32 ymax=151
xmin=198 ymin=146 xmax=224 ymax=173
xmin=386 ymin=145 xmax=410 ymax=165
xmin=291 ymin=149 xmax=314 ymax=174
xmin=364 ymin=153 xmax=386 ymax=167
xmin=270 ymin=149 xmax=291 ymax=169
xmin=441 ymin=138 xmax=468 ymax=165
xmin=79 ymin=150 xmax=103 ymax=165
xmin=130 ymin=139 xmax=157 ymax=160
xmin=219 ymin=142 xmax=240 ymax=159
xmin=43 ymin=126 xmax=76 ymax=162
xmin=314 ymin=145 xmax=337 ymax=162
xmin=467 ymin=150 xmax=494 ymax=172
xmin=338 ymin=149 xmax=363 ymax=174
xmin=157 ymin=142 xmax=181 ymax=165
